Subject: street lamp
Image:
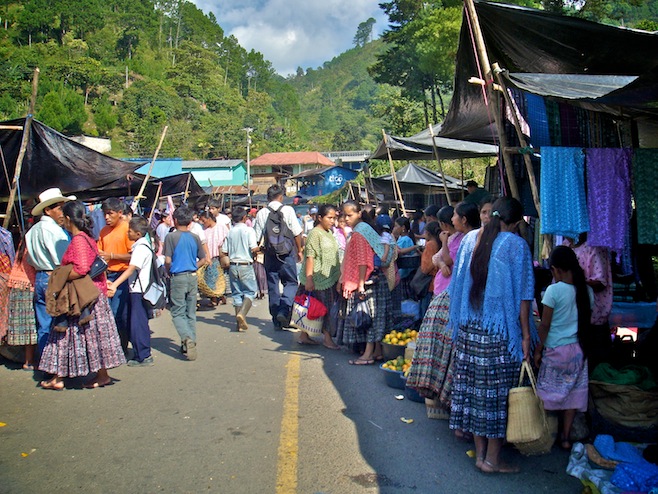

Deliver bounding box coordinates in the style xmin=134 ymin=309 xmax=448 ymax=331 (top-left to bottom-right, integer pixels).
xmin=242 ymin=127 xmax=253 ymax=189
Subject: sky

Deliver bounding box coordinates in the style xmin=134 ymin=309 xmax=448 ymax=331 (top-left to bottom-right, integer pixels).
xmin=191 ymin=0 xmax=388 ymax=76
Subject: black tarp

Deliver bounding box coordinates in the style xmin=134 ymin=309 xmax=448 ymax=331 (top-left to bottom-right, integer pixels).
xmin=440 ymin=1 xmax=658 ymax=143
xmin=0 ymin=118 xmax=143 ymax=200
xmin=370 ymin=123 xmax=499 ymax=161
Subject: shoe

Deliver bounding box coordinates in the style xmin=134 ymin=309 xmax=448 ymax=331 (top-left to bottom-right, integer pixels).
xmin=127 ymin=356 xmax=154 ymax=367
xmin=180 ymin=341 xmax=188 ymax=355
xmin=185 ymin=339 xmax=197 ymax=361
xmin=236 ymin=298 xmax=252 ymax=331
xmin=234 ymin=306 xmax=241 ymax=332
xmin=276 ymin=310 xmax=290 ymax=327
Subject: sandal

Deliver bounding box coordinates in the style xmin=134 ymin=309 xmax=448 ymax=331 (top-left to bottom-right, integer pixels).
xmin=348 ymin=358 xmax=375 ymax=365
xmin=40 ymin=380 xmax=64 ymax=391
xmin=480 ymin=459 xmax=520 ymax=474
xmin=83 ymin=379 xmax=112 ymax=389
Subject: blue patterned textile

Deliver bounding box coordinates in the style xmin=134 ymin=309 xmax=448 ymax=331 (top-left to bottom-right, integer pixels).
xmin=448 ymin=229 xmax=536 ymax=361
xmin=0 ymin=227 xmax=15 ymax=264
xmin=540 ymin=147 xmax=590 ymax=238
xmin=525 ymin=93 xmax=551 ymax=147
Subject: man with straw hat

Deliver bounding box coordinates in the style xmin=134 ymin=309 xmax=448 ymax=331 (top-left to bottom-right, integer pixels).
xmin=25 ymin=187 xmax=75 ymax=358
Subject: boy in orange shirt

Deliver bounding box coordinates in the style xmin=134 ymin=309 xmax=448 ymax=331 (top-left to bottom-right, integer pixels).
xmin=98 ymin=197 xmax=134 ymax=354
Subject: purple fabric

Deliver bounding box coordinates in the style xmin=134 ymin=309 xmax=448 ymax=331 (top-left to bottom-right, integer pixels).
xmin=585 ymin=148 xmax=632 ymax=253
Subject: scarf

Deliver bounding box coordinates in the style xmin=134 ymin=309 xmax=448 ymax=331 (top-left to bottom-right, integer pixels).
xmin=354 ymin=222 xmax=388 ymax=262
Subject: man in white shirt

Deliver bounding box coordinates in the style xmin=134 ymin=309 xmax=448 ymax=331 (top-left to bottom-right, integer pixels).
xmin=208 ymin=199 xmax=231 ymax=230
xmin=253 ymin=184 xmax=303 ymax=330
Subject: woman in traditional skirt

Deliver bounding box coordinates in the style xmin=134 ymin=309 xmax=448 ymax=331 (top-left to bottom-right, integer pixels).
xmin=407 ymin=204 xmax=479 ymax=415
xmin=535 ymin=246 xmax=591 ymax=450
xmin=298 ymin=204 xmax=341 ymax=349
xmin=6 ymin=244 xmax=38 ymax=370
xmin=449 ymin=197 xmax=535 ymax=473
xmin=38 ymin=201 xmax=126 ymax=390
xmin=340 ymin=201 xmax=392 ymax=365
xmin=199 ymin=211 xmax=229 ymax=305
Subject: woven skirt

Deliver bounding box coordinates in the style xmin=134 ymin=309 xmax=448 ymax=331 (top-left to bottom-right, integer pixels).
xmin=537 ymin=343 xmax=588 ymax=412
xmin=38 ymin=294 xmax=126 ymax=378
xmin=6 ymin=287 xmax=37 ymax=346
xmin=406 ymin=291 xmax=453 ymax=407
xmin=449 ymin=324 xmax=519 ymax=438
xmin=342 ymin=276 xmax=391 ymax=345
xmin=0 ymin=274 xmax=9 ymax=340
xmin=254 ymin=261 xmax=268 ymax=294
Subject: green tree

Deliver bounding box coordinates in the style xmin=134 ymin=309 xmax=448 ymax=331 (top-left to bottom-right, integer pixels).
xmin=92 ymin=96 xmax=117 ymax=136
xmin=353 ymin=17 xmax=376 ymax=47
xmin=37 ymin=86 xmax=87 ymax=134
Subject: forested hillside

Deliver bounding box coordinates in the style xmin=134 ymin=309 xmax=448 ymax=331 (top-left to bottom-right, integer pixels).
xmin=0 ymin=0 xmax=656 ymax=162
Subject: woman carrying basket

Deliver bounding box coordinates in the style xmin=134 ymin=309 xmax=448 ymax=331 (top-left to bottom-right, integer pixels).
xmin=298 ymin=204 xmax=341 ymax=349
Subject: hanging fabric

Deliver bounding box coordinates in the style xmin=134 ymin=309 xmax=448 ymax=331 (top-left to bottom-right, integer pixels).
xmin=585 ymin=148 xmax=632 ymax=253
xmin=540 ymin=147 xmax=589 ymax=239
xmin=524 ymin=94 xmax=551 ymax=148
xmin=633 ymin=149 xmax=658 ymax=244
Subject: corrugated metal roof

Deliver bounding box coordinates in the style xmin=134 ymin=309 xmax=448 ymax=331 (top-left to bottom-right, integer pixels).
xmin=182 ymin=159 xmax=244 ymax=169
xmin=250 ymin=152 xmax=334 ymax=167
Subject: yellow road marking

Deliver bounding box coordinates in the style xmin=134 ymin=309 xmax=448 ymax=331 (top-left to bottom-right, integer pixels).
xmin=276 ymin=354 xmax=301 ymax=494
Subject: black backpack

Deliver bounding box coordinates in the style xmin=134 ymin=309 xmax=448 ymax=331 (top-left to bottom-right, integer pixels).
xmin=264 ymin=206 xmax=295 ymax=256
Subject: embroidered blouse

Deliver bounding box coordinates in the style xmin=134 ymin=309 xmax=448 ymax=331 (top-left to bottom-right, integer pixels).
xmin=300 ymin=226 xmax=340 ymax=290
xmin=62 ymin=232 xmax=107 ymax=295
xmin=340 ymin=231 xmax=375 ymax=295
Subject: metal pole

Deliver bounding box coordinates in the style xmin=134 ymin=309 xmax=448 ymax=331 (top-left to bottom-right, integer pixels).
xmin=243 ymin=127 xmax=253 ymax=190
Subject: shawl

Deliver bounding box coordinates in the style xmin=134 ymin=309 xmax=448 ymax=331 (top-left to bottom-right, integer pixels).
xmin=540 ymin=146 xmax=590 ymax=238
xmin=354 ymin=222 xmax=389 ymax=262
xmin=585 ymin=148 xmax=632 ymax=253
xmin=633 ymin=149 xmax=658 ymax=244
xmin=449 ymin=230 xmax=537 ymax=361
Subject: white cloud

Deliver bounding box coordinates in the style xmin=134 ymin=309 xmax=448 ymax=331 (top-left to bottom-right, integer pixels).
xmin=192 ymin=0 xmax=386 ymax=76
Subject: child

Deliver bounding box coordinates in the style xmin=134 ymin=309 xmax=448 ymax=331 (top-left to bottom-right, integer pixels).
xmin=108 ymin=216 xmax=156 ymax=367
xmin=222 ymin=207 xmax=259 ymax=331
xmin=164 ymin=206 xmax=206 ymax=361
xmin=534 ymin=245 xmax=593 ymax=450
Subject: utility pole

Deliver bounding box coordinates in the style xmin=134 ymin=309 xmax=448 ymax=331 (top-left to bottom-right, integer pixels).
xmin=242 ymin=127 xmax=253 ymax=190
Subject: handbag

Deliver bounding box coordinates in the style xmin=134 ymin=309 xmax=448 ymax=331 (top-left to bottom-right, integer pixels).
xmin=348 ymin=295 xmax=372 ymax=332
xmin=82 ymin=235 xmax=108 ymax=279
xmin=290 ymin=292 xmax=325 ymax=336
xmin=506 ymin=361 xmax=554 ymax=456
xmin=410 ymin=267 xmax=433 ymax=299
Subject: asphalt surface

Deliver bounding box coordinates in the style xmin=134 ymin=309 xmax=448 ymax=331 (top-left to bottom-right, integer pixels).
xmin=0 ymin=298 xmax=583 ymax=493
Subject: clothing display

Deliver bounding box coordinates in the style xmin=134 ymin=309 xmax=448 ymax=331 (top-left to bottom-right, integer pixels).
xmin=633 ymin=148 xmax=658 ymax=245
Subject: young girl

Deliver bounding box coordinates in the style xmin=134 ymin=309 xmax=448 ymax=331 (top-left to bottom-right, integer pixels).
xmin=535 ymin=245 xmax=592 ymax=450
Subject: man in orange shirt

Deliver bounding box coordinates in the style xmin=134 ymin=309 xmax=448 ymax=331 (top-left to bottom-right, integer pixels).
xmin=98 ymin=197 xmax=134 ymax=354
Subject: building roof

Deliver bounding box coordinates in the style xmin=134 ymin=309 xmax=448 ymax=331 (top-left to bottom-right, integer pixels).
xmin=182 ymin=159 xmax=244 ymax=170
xmin=250 ymin=152 xmax=334 ymax=167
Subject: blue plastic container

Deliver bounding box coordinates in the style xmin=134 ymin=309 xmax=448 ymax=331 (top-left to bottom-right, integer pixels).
xmin=401 ymin=376 xmax=425 ymax=403
xmin=380 ymin=364 xmax=406 ymax=389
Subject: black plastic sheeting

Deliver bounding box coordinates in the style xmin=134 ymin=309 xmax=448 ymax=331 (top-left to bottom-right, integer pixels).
xmin=440 ymin=1 xmax=658 ymax=143
xmin=370 ymin=123 xmax=499 ymax=161
xmin=0 ymin=118 xmax=143 ymax=200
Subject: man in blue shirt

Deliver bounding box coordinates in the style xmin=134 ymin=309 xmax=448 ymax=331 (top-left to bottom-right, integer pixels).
xmin=164 ymin=206 xmax=206 ymax=361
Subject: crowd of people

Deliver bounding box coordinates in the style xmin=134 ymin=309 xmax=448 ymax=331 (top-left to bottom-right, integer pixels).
xmin=0 ymin=181 xmax=614 ymax=475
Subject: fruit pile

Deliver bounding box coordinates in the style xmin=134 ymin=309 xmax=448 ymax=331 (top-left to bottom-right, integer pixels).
xmin=382 ymin=356 xmax=412 ymax=375
xmin=382 ymin=328 xmax=418 ymax=346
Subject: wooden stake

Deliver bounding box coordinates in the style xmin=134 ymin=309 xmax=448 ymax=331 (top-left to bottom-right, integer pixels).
xmin=148 ymin=181 xmax=163 ymax=223
xmin=367 ymin=164 xmax=379 ymax=208
xmin=183 ymin=172 xmax=192 ymax=202
xmin=382 ymin=129 xmax=406 ymax=215
xmin=4 ymin=67 xmax=39 ymax=230
xmin=131 ymin=125 xmax=168 ymax=212
xmin=428 ymin=124 xmax=453 ymax=206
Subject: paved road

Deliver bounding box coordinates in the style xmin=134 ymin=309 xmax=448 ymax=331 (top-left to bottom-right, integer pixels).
xmin=0 ymin=299 xmax=582 ymax=493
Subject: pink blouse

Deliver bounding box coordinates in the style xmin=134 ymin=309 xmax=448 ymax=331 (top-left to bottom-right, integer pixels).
xmin=62 ymin=232 xmax=108 ymax=295
xmin=433 ymin=231 xmax=464 ymax=295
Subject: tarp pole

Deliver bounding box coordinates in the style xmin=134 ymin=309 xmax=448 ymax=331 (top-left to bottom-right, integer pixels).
xmin=367 ymin=164 xmax=379 ymax=208
xmin=4 ymin=67 xmax=39 ymax=230
xmin=463 ymin=0 xmax=521 ymax=201
xmin=131 ymin=125 xmax=168 ymax=212
xmin=183 ymin=172 xmax=191 ymax=203
xmin=148 ymin=181 xmax=163 ymax=223
xmin=492 ymin=63 xmax=541 ymax=218
xmin=382 ymin=129 xmax=406 ymax=215
xmin=460 ymin=159 xmax=465 ymax=201
xmin=428 ymin=124 xmax=454 ymax=206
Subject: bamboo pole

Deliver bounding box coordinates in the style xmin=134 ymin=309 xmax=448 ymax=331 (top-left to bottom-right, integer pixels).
xmin=183 ymin=172 xmax=192 ymax=202
xmin=0 ymin=125 xmax=24 ymax=131
xmin=463 ymin=0 xmax=521 ymax=201
xmin=460 ymin=159 xmax=465 ymax=201
xmin=428 ymin=124 xmax=453 ymax=206
xmin=148 ymin=181 xmax=163 ymax=223
xmin=382 ymin=129 xmax=406 ymax=215
xmin=367 ymin=164 xmax=379 ymax=208
xmin=492 ymin=62 xmax=541 ymax=218
xmin=4 ymin=67 xmax=39 ymax=230
xmin=131 ymin=125 xmax=168 ymax=212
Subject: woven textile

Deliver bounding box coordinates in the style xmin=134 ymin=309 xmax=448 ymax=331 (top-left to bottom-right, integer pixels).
xmin=585 ymin=148 xmax=632 ymax=252
xmin=536 ymin=342 xmax=588 ymax=412
xmin=342 ymin=276 xmax=390 ymax=345
xmin=540 ymin=147 xmax=590 ymax=238
xmin=633 ymin=149 xmax=658 ymax=244
xmin=0 ymin=227 xmax=15 ymax=265
xmin=525 ymin=94 xmax=551 ymax=147
xmin=6 ymin=288 xmax=37 ymax=346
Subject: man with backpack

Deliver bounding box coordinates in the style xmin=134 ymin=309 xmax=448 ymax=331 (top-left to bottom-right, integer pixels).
xmin=253 ymin=184 xmax=303 ymax=330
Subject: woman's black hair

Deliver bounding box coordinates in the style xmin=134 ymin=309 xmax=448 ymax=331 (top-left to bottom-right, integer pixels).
xmin=455 ymin=202 xmax=481 ymax=229
xmin=394 ymin=216 xmax=415 ymax=243
xmin=343 ymin=201 xmax=377 ymax=230
xmin=424 ymin=221 xmax=441 ymax=243
xmin=549 ymin=245 xmax=592 ymax=358
xmin=315 ymin=204 xmax=337 ymax=227
xmin=469 ymin=196 xmax=523 ymax=309
xmin=199 ymin=211 xmax=215 ymax=222
xmin=479 ymin=195 xmax=495 ymax=210
xmin=437 ymin=205 xmax=454 ymax=226
xmin=62 ymin=200 xmax=93 ymax=237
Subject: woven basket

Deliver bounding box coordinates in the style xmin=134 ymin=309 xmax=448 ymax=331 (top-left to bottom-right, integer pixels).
xmin=425 ymin=398 xmax=450 ymax=420
xmin=507 ymin=361 xmax=553 ymax=456
xmin=197 ymin=261 xmax=226 ymax=298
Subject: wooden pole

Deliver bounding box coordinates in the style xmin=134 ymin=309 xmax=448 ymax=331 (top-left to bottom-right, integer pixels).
xmin=460 ymin=159 xmax=465 ymax=201
xmin=492 ymin=63 xmax=541 ymax=217
xmin=463 ymin=0 xmax=521 ymax=201
xmin=147 ymin=181 xmax=163 ymax=223
xmin=4 ymin=67 xmax=40 ymax=230
xmin=131 ymin=125 xmax=168 ymax=212
xmin=428 ymin=124 xmax=453 ymax=206
xmin=183 ymin=172 xmax=192 ymax=202
xmin=382 ymin=129 xmax=406 ymax=215
xmin=367 ymin=164 xmax=380 ymax=208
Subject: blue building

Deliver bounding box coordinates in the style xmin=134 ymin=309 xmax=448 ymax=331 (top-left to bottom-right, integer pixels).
xmin=289 ymin=166 xmax=359 ymax=197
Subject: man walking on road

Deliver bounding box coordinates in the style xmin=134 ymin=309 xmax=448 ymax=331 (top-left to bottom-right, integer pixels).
xmin=253 ymin=184 xmax=302 ymax=330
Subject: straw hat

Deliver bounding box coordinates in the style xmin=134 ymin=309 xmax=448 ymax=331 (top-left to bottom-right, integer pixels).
xmin=31 ymin=187 xmax=76 ymax=216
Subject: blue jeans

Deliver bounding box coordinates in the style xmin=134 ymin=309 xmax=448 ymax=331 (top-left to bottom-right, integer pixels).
xmin=34 ymin=271 xmax=52 ymax=356
xmin=169 ymin=272 xmax=198 ymax=342
xmin=107 ymin=271 xmax=130 ymax=351
xmin=264 ymin=252 xmax=299 ymax=324
xmin=129 ymin=293 xmax=151 ymax=362
xmin=229 ymin=264 xmax=258 ymax=307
